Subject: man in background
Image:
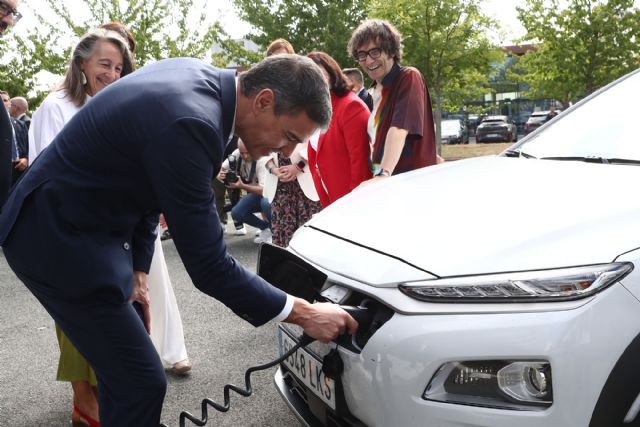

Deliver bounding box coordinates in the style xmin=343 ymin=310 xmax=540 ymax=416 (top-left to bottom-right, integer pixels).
xmin=217 ymin=139 xmax=272 ymax=244
xmin=10 ymin=96 xmax=30 ymax=129
xmin=0 ymin=0 xmax=22 ymax=204
xmin=343 ymin=67 xmax=373 ymax=111
xmin=1 ymin=90 xmax=26 ymax=185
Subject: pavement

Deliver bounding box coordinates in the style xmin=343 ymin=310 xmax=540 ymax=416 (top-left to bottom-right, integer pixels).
xmin=0 ymin=224 xmax=300 ymax=427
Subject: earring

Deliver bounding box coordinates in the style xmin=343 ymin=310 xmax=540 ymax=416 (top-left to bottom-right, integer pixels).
xmin=81 ymin=71 xmax=87 ymax=85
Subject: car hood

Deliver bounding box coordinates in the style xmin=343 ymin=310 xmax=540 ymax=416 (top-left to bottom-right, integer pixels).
xmin=296 ymin=156 xmax=640 ymax=280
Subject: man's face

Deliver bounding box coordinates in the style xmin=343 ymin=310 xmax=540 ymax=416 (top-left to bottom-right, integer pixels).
xmin=356 ymin=39 xmax=395 ymax=84
xmin=240 ymin=90 xmax=319 ymax=159
xmin=0 ymin=0 xmax=19 ymax=36
xmin=1 ymin=94 xmax=10 ymax=111
xmin=8 ymin=100 xmax=18 ymax=117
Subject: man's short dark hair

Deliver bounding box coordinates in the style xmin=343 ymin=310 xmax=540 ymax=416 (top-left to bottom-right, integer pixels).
xmin=239 ymin=54 xmax=332 ymax=130
xmin=342 ymin=68 xmax=364 ymax=86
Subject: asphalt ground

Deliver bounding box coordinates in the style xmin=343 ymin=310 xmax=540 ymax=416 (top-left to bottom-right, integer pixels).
xmin=0 ymin=224 xmax=300 ymax=427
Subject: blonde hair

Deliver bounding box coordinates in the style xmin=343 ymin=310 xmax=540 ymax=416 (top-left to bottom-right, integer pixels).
xmin=266 ymin=38 xmax=295 ymax=56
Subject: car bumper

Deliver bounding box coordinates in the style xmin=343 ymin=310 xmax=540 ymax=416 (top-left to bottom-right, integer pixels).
xmin=275 ymin=283 xmax=640 ymax=427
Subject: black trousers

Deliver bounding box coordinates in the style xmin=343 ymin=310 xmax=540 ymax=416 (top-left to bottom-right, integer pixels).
xmin=4 ymin=215 xmax=167 ymax=426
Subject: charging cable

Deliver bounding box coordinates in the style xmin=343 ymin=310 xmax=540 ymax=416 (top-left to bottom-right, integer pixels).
xmin=160 ymin=306 xmax=370 ymax=427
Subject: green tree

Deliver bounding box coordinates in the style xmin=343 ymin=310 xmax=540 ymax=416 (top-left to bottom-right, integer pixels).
xmin=369 ymin=0 xmax=502 ymax=150
xmin=234 ymin=0 xmax=368 ymax=68
xmin=516 ymin=0 xmax=640 ymax=106
xmin=1 ymin=0 xmax=236 ymax=108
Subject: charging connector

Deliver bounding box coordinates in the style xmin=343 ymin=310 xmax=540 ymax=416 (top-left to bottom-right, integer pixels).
xmin=161 ymin=304 xmax=370 ymax=427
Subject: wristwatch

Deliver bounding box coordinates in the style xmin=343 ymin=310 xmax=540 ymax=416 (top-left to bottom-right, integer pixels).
xmin=373 ymin=167 xmax=390 ymax=177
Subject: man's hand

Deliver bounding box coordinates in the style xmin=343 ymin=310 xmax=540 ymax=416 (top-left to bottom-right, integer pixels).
xmin=284 ymin=297 xmax=358 ymax=343
xmin=225 ymin=179 xmax=243 ymax=189
xmin=13 ymin=158 xmax=27 ymax=171
xmin=130 ymin=271 xmax=151 ymax=334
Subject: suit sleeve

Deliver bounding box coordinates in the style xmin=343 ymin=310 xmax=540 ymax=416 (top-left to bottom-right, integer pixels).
xmin=141 ymin=117 xmax=287 ymax=326
xmin=131 ymin=211 xmax=160 ymax=273
xmin=341 ymin=99 xmax=373 ymax=191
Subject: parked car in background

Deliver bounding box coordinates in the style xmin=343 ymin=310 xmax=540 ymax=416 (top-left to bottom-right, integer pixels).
xmin=475 ymin=115 xmax=517 ymax=142
xmin=524 ymin=110 xmax=561 ymax=135
xmin=266 ymin=66 xmax=640 ymax=427
xmin=440 ymin=119 xmax=469 ymax=144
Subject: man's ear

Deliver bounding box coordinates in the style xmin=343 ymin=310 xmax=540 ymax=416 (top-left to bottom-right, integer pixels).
xmin=253 ymin=88 xmax=275 ymax=113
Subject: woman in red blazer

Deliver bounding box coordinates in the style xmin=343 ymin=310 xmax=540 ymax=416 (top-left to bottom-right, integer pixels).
xmin=307 ymin=51 xmax=372 ymax=207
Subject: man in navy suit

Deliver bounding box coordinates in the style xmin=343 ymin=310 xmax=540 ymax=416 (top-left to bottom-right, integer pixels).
xmin=0 ymin=54 xmax=357 ymax=426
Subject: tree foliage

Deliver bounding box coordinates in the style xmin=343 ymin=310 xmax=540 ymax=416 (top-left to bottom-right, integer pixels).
xmin=516 ymin=0 xmax=640 ymax=105
xmin=368 ymin=0 xmax=502 ymax=148
xmin=234 ymin=0 xmax=368 ymax=69
xmin=1 ymin=0 xmax=234 ymax=108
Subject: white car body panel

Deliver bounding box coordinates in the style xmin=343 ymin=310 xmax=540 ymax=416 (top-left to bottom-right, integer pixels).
xmin=298 ymin=156 xmax=640 ymax=277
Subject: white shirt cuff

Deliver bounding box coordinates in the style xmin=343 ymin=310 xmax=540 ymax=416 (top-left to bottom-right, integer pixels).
xmin=272 ymin=294 xmax=294 ymax=322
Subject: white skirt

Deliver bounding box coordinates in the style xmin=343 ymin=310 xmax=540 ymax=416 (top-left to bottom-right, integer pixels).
xmin=148 ymin=230 xmax=188 ymax=366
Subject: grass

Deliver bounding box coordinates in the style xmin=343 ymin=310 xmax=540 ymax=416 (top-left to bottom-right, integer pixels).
xmin=442 ymin=143 xmax=512 ymax=161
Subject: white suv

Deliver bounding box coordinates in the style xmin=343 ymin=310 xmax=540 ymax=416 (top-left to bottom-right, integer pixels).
xmin=262 ymin=68 xmax=640 ymax=427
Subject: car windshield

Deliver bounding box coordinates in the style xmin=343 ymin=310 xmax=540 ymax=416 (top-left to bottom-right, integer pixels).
xmin=483 ymin=119 xmax=505 ymax=124
xmin=512 ymin=70 xmax=640 ymax=162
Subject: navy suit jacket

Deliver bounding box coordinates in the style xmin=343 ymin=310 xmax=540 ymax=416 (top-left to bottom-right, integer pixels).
xmin=0 ymin=58 xmax=287 ymax=326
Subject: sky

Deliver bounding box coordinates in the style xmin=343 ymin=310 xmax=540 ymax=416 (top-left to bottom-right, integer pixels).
xmin=214 ymin=0 xmax=529 ymax=43
xmin=13 ymin=0 xmax=529 ymax=44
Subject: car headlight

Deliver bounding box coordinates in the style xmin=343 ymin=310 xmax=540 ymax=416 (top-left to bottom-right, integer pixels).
xmin=424 ymin=360 xmax=552 ymax=410
xmin=400 ymin=263 xmax=633 ymax=302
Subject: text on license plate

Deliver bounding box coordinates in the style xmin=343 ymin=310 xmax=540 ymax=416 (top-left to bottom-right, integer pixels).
xmin=278 ymin=328 xmax=336 ymax=410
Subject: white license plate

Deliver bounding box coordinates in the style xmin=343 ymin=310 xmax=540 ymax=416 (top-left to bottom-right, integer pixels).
xmin=278 ymin=327 xmax=336 ymax=410
xmin=487 ymin=133 xmax=500 ymax=138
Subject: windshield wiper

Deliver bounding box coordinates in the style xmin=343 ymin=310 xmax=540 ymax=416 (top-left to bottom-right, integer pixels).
xmin=540 ymin=156 xmax=640 ymax=165
xmin=503 ymin=149 xmax=537 ymax=159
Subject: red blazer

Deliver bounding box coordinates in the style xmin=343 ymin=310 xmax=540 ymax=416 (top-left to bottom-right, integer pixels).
xmin=308 ymin=92 xmax=372 ymax=207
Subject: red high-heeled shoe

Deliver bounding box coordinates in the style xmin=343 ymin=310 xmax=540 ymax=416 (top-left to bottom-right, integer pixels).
xmin=72 ymin=405 xmax=100 ymax=427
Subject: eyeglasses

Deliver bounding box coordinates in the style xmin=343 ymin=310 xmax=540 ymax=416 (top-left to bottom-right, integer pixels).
xmin=0 ymin=1 xmax=22 ymax=23
xmin=355 ymin=47 xmax=383 ymax=62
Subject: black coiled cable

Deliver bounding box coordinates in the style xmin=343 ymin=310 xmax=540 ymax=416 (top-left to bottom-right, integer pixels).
xmin=160 ymin=334 xmax=314 ymax=427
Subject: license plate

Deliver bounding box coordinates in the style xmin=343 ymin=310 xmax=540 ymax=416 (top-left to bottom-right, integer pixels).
xmin=278 ymin=327 xmax=336 ymax=410
xmin=487 ymin=133 xmax=500 ymax=138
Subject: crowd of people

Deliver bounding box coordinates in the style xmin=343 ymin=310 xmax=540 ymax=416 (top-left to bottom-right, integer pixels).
xmin=1 ymin=2 xmax=438 ymax=425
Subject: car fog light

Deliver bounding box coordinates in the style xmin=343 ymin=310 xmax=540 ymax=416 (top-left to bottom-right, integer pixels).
xmin=497 ymin=362 xmax=551 ymax=403
xmin=401 ymin=262 xmax=632 ymax=302
xmin=423 ymin=360 xmax=552 ymax=410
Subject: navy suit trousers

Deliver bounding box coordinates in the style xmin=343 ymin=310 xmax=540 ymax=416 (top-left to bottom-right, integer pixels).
xmin=4 ymin=198 xmax=167 ymax=427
